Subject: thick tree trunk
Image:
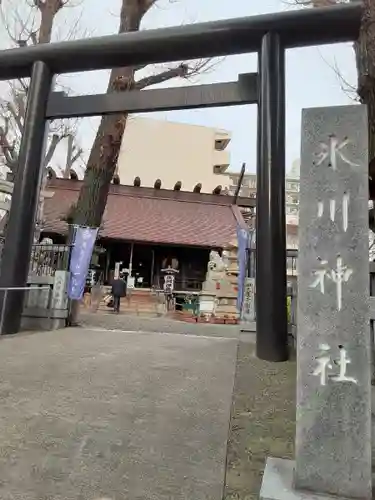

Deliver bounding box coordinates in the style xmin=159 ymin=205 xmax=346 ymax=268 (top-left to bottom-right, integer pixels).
xmin=356 ymin=1 xmax=375 ymax=197
xmin=73 ymin=110 xmax=129 ymax=226
xmin=72 ymin=0 xmax=142 ymax=228
xmin=71 ymin=0 xmax=191 ymax=230
xmin=68 ymin=0 xmax=143 ymax=324
xmin=39 ymin=8 xmax=55 ymax=43
xmin=38 ymin=0 xmax=63 ymax=44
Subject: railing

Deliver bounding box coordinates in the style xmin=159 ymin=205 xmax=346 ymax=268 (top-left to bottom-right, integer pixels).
xmin=286 ymin=249 xmax=298 ymax=277
xmin=173 ymin=278 xmax=203 ymax=292
xmin=287 ymin=278 xmax=298 ymax=338
xmin=29 ymin=243 xmax=71 ymax=276
xmin=247 ymin=248 xmax=298 ymax=278
xmin=155 ymin=277 xmax=203 ymax=292
xmin=0 ymin=239 xmax=71 ymax=277
xmin=245 ymin=248 xmax=298 ymax=332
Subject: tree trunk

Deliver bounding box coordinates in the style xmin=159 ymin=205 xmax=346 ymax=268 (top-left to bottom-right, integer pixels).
xmin=73 ymin=107 xmax=130 ymax=227
xmin=39 ymin=8 xmax=55 ymax=44
xmin=38 ymin=0 xmax=63 ymax=44
xmin=68 ymin=0 xmax=143 ymax=325
xmin=72 ymin=0 xmax=143 ymax=228
xmin=355 ymin=0 xmax=375 ymax=226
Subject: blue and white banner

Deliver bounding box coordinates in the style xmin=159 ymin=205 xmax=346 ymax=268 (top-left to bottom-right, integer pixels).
xmin=68 ymin=226 xmax=98 ymax=300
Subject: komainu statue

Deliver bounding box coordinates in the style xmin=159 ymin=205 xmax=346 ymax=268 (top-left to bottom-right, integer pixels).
xmin=206 ymin=250 xmax=226 ymax=280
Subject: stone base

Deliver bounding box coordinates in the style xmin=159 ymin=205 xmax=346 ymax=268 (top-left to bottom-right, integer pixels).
xmin=21 ymin=316 xmax=66 ymax=331
xmin=240 ymin=321 xmax=256 ymax=332
xmin=260 ymin=458 xmax=356 ymax=500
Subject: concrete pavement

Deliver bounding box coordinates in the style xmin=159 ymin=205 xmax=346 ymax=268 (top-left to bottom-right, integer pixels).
xmin=79 ymin=310 xmax=243 ymax=338
xmin=0 ymin=327 xmax=238 ymax=500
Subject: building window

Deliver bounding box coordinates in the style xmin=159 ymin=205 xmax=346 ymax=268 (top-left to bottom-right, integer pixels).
xmin=215 ymin=139 xmax=224 ymax=150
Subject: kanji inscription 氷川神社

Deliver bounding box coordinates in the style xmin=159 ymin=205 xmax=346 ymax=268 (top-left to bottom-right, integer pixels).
xmin=310 ymin=135 xmax=356 ymax=378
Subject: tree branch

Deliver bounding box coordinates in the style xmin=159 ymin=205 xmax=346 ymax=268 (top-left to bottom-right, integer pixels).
xmin=134 ymin=59 xmax=215 ymax=90
xmin=30 ymin=30 xmax=38 ymax=45
xmin=71 ymin=146 xmax=83 ymax=166
xmin=18 ymin=79 xmax=29 ymax=93
xmin=14 ymin=91 xmax=26 ymax=121
xmin=0 ymin=124 xmax=17 ymax=170
xmin=43 ymin=133 xmax=61 ymax=167
xmin=6 ymin=102 xmax=24 ymax=134
xmin=134 ymin=63 xmax=189 ymax=89
xmin=141 ymin=0 xmax=158 ymax=15
xmin=33 ymin=0 xmax=45 ymax=8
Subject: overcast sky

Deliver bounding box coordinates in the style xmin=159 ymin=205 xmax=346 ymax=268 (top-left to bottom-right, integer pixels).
xmin=1 ymin=0 xmax=358 ymax=176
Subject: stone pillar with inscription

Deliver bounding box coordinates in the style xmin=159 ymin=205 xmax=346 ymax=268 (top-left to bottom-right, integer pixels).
xmin=242 ymin=277 xmax=255 ymax=322
xmin=260 ymin=105 xmax=371 ymax=500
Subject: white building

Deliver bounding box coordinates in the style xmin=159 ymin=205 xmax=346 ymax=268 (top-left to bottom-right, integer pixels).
xmin=285 ymin=159 xmax=300 ymax=227
xmin=219 ymin=160 xmax=300 ymax=250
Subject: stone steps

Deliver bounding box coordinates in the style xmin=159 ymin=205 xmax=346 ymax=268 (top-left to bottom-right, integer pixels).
xmin=97 ymin=290 xmax=163 ymax=316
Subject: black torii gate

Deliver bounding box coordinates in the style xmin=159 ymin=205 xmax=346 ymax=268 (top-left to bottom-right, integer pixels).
xmin=0 ymin=3 xmax=362 ymax=361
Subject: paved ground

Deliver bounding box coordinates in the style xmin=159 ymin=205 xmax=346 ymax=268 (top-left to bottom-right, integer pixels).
xmin=0 ymin=315 xmax=297 ymax=500
xmin=0 ymin=327 xmax=238 ymax=500
xmin=79 ymin=310 xmax=244 ymax=339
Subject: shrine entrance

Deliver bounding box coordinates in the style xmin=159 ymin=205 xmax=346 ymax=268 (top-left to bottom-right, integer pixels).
xmin=0 ymin=3 xmax=362 ymax=362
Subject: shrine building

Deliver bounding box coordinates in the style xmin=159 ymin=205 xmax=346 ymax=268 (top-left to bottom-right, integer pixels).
xmin=42 ymin=178 xmax=254 ymax=294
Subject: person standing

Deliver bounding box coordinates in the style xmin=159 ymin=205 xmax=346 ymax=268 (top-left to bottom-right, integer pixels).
xmin=111 ymin=273 xmax=127 ymax=313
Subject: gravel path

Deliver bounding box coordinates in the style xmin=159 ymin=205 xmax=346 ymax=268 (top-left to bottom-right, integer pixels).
xmin=224 ymin=341 xmax=296 ymax=500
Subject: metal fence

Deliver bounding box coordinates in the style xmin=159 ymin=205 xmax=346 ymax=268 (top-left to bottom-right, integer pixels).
xmin=154 ymin=277 xmax=202 ymax=292
xmin=0 ymin=238 xmax=72 ymax=277
xmin=246 ymin=248 xmax=298 ymax=331
xmin=286 ymin=249 xmax=298 ymax=277
xmin=29 ymin=243 xmax=71 ymax=276
xmin=247 ymin=248 xmax=298 ymax=278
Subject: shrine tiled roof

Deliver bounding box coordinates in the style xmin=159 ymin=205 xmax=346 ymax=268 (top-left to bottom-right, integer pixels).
xmin=43 ymin=179 xmax=250 ymax=248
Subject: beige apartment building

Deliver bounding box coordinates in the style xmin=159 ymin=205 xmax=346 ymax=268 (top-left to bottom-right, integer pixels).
xmin=116 ymin=117 xmax=232 ymax=192
xmin=116 ymin=117 xmax=300 ymax=249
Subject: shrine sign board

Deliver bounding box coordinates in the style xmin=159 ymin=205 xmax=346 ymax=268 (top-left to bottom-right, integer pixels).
xmin=295 ymin=105 xmax=371 ymax=499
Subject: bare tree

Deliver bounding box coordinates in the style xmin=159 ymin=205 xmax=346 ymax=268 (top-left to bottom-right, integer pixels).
xmin=293 ymin=1 xmax=375 ymax=210
xmin=70 ymin=0 xmax=214 ymax=227
xmin=0 ymin=81 xmax=82 ymax=177
xmin=0 ymin=0 xmax=84 ymax=240
xmin=0 ymin=0 xmax=83 ymax=178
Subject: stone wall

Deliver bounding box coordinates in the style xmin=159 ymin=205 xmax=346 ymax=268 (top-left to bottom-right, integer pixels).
xmin=21 ymin=271 xmax=70 ymax=331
